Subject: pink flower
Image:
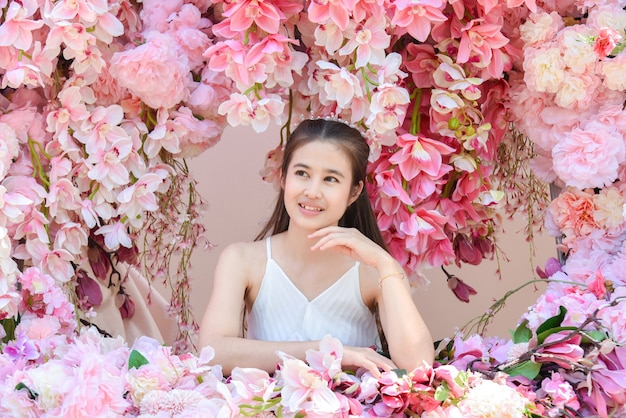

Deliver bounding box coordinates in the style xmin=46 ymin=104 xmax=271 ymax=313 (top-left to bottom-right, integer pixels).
xmin=338 ymin=15 xmax=390 ymax=68
xmin=536 ymin=332 xmax=584 ymax=369
xmin=552 ymin=122 xmax=626 ymax=189
xmin=95 ymin=221 xmax=132 ymax=250
xmin=0 ymin=0 xmax=44 ymax=51
xmin=593 ymin=28 xmax=622 ymax=57
xmin=222 ymin=0 xmax=287 ymax=34
xmin=75 ymin=269 xmax=103 ymax=310
xmin=366 ymin=84 xmax=410 ymax=135
xmin=109 ymin=33 xmax=189 ymax=109
xmin=389 ymin=133 xmax=455 ymax=181
xmin=539 ymin=372 xmax=580 ymax=412
xmin=259 ymin=145 xmax=284 ymax=190
xmin=316 ymin=61 xmax=363 ymax=109
xmin=53 ymin=222 xmax=88 ymax=255
xmin=391 ymin=0 xmax=447 ymax=42
xmin=446 ymin=273 xmax=478 ymax=303
xmin=307 ymin=0 xmax=357 ymax=31
xmin=279 ymin=354 xmax=341 ymax=414
xmin=454 ymin=18 xmax=511 ymax=78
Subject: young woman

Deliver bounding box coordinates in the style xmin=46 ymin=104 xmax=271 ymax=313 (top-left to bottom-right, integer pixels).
xmin=199 ymin=118 xmax=434 ymax=376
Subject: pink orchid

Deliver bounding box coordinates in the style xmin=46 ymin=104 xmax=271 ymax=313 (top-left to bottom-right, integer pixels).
xmin=218 ymin=93 xmax=255 ymax=127
xmin=279 ymin=355 xmax=341 ymax=414
xmin=46 ymin=178 xmax=82 ymax=222
xmin=375 ymin=168 xmax=413 ymax=206
xmin=39 ymin=247 xmax=75 ymax=284
xmin=306 ymin=335 xmax=344 ymax=380
xmin=222 ymin=0 xmax=287 ymax=34
xmin=230 ymin=367 xmax=277 ymax=404
xmin=314 ymin=23 xmax=345 ymax=55
xmin=316 ymin=61 xmax=363 ymax=109
xmin=117 ymin=173 xmax=163 ymax=227
xmin=86 ymin=137 xmax=132 ymax=190
xmin=391 ymin=0 xmax=447 ymax=42
xmin=250 ymin=95 xmax=286 ymax=133
xmin=338 ymin=15 xmax=390 ymax=68
xmin=404 ymin=43 xmax=438 ymax=88
xmin=75 ymin=105 xmax=127 ymax=155
xmin=95 ymin=221 xmax=132 ymax=250
xmin=53 ymin=222 xmax=88 ymax=255
xmin=0 ymin=0 xmax=44 ymax=51
xmin=13 ymin=210 xmax=50 ymax=244
xmin=536 ymin=332 xmax=584 ymax=369
xmin=366 ymin=84 xmax=410 ymax=135
xmin=47 ymin=0 xmax=107 ymax=23
xmin=47 ymin=22 xmax=94 ymax=53
xmin=390 ymin=133 xmax=455 ymax=181
xmin=307 ymin=0 xmax=358 ymax=31
xmin=454 ymin=19 xmax=510 ymax=78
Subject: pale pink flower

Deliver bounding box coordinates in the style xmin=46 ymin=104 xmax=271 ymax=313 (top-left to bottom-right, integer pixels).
xmin=316 ymin=61 xmax=363 ymax=109
xmin=432 ymin=55 xmax=482 ymax=100
xmin=600 ymin=53 xmax=626 ymax=91
xmin=458 ymin=379 xmax=531 ymax=418
xmin=46 ymin=178 xmax=82 ymax=222
xmin=95 ymin=221 xmax=132 ymax=250
xmin=552 ymin=122 xmax=626 ymax=189
xmin=230 ymin=367 xmax=277 ymax=404
xmin=375 ymin=53 xmax=407 ymax=86
xmin=171 ymin=107 xmax=223 ymax=158
xmin=279 ymin=354 xmax=341 ymax=414
xmin=307 ymin=0 xmax=358 ymax=31
xmin=204 ymin=40 xmax=249 ymax=89
xmin=557 ymin=25 xmax=597 ymax=75
xmin=553 ymin=73 xmax=600 ymax=110
xmin=53 ymin=222 xmax=88 ymax=255
xmin=218 ymin=93 xmax=255 ymax=127
xmin=109 ymin=33 xmax=189 ymax=109
xmin=140 ymin=389 xmax=206 ymax=416
xmin=75 ymin=104 xmax=127 ymax=155
xmin=86 ymin=137 xmax=133 ymax=190
xmin=519 ymin=12 xmax=563 ymax=46
xmin=0 ymin=0 xmax=44 ymax=51
xmin=523 ymin=46 xmax=564 ymax=94
xmin=430 ymin=89 xmax=465 ymax=114
xmin=247 ymin=35 xmax=308 ymax=89
xmin=338 ymin=15 xmax=390 ymax=68
xmin=314 ymin=22 xmax=344 ymax=55
xmin=366 ymin=84 xmax=410 ymax=134
xmin=391 ymin=0 xmax=447 ymax=42
xmin=40 ymin=248 xmax=75 ymax=284
xmin=46 ymin=21 xmax=94 ymax=54
xmin=144 ymin=109 xmax=183 ymax=158
xmin=250 ymin=95 xmax=286 ymax=133
xmin=223 ymin=0 xmax=288 ymax=34
xmin=117 ymin=173 xmax=163 ymax=227
xmin=593 ymin=187 xmax=626 ymax=230
xmin=259 ymin=145 xmax=284 ymax=190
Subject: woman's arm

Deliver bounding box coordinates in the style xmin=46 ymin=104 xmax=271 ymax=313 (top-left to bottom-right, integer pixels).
xmin=198 ymin=242 xmax=396 ymax=375
xmin=309 ymin=227 xmax=435 ymax=371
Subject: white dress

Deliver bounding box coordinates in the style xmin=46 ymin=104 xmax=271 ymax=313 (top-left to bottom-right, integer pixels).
xmin=246 ymin=237 xmax=380 ymax=348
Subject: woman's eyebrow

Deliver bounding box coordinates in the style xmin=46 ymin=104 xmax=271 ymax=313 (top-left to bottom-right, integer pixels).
xmin=292 ymin=162 xmax=346 ymax=178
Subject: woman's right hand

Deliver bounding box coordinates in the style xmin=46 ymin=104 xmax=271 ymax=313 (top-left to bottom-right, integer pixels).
xmin=341 ymin=346 xmax=397 ymax=377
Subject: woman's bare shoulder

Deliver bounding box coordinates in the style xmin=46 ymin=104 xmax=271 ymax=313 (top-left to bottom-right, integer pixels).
xmin=219 ymin=240 xmax=265 ymax=261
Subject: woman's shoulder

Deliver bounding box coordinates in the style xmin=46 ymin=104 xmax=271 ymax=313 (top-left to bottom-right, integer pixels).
xmin=219 ymin=240 xmax=267 ymax=265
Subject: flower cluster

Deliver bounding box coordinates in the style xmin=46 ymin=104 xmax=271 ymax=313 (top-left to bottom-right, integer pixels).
xmin=508 ymin=1 xmax=626 ymax=189
xmin=233 ymin=0 xmax=533 ymax=287
xmin=0 ymin=332 xmax=542 ymax=417
xmin=0 ymin=0 xmax=224 ymax=348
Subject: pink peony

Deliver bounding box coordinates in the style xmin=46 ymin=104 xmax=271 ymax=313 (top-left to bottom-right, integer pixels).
xmin=109 ymin=32 xmax=190 ymax=109
xmin=552 ymin=122 xmax=626 ymax=189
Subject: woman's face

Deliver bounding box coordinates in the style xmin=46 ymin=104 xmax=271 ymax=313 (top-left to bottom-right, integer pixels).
xmin=282 ymin=140 xmax=362 ymax=232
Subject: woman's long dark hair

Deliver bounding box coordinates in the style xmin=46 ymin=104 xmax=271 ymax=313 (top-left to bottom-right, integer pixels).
xmin=255 ymin=118 xmax=387 ymax=251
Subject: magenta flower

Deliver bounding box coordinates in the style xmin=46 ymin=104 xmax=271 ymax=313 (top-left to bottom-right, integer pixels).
xmin=3 ymin=331 xmax=39 ymax=362
xmin=118 ymin=292 xmax=135 ymax=320
xmin=75 ymin=269 xmax=103 ymax=310
xmin=444 ymin=268 xmax=478 ymax=303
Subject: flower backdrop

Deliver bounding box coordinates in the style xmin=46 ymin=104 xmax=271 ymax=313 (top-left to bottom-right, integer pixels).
xmin=1 ymin=0 xmax=626 ymax=417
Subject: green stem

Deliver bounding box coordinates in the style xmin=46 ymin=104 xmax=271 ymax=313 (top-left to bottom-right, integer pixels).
xmin=410 ymin=88 xmax=422 ymax=135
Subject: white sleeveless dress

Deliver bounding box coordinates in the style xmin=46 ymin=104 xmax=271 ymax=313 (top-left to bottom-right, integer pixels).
xmin=246 ymin=237 xmax=380 ymax=348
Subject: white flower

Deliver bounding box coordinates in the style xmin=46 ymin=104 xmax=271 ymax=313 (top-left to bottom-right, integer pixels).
xmin=459 ymin=379 xmax=531 ymax=418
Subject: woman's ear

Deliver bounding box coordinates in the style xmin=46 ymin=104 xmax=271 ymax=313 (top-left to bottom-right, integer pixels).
xmin=349 ymin=181 xmax=364 ymax=206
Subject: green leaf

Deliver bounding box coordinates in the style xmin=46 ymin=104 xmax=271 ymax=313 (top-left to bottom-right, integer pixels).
xmin=513 ymin=320 xmax=532 ymax=343
xmin=393 ymin=368 xmax=408 ymax=377
xmin=434 ymin=383 xmax=451 ymax=402
xmin=128 ymin=349 xmax=149 ymax=369
xmin=536 ymin=306 xmax=566 ymax=336
xmin=537 ymin=326 xmax=578 ymax=345
xmin=504 ymin=360 xmax=542 ymax=380
xmin=582 ymin=330 xmax=608 ymax=344
xmin=15 ymin=382 xmax=38 ymax=400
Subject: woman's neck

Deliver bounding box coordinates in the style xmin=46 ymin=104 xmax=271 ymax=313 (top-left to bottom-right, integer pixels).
xmin=281 ymin=226 xmax=334 ymax=264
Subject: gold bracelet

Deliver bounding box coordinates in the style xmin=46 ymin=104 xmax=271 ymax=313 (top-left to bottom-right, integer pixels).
xmin=378 ymin=272 xmax=405 ymax=288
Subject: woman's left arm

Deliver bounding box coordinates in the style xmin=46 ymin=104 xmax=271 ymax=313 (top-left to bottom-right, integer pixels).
xmin=309 ymin=227 xmax=435 ymax=371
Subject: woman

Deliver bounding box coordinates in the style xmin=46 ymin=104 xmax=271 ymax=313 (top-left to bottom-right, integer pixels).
xmin=199 ymin=118 xmax=434 ymax=376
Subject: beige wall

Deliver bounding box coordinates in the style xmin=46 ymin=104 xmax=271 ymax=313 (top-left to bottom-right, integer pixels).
xmin=187 ymin=125 xmax=556 ymax=342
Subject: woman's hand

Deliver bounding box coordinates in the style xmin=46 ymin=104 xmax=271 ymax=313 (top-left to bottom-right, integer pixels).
xmin=308 ymin=226 xmax=395 ymax=271
xmin=342 ymin=346 xmax=397 ymax=377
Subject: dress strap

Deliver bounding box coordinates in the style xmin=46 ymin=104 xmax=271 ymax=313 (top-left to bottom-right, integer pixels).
xmin=265 ymin=236 xmax=272 ymax=260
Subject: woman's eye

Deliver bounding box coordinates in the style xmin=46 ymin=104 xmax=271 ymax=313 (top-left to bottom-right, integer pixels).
xmin=325 ymin=176 xmax=339 ymax=183
xmin=295 ymin=170 xmax=307 ymax=177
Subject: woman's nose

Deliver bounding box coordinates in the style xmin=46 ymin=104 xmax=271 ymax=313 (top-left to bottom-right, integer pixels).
xmin=304 ymin=180 xmax=322 ymax=198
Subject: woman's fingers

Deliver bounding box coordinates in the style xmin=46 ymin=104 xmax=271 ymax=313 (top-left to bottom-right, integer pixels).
xmin=342 ymin=346 xmax=397 ymax=378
